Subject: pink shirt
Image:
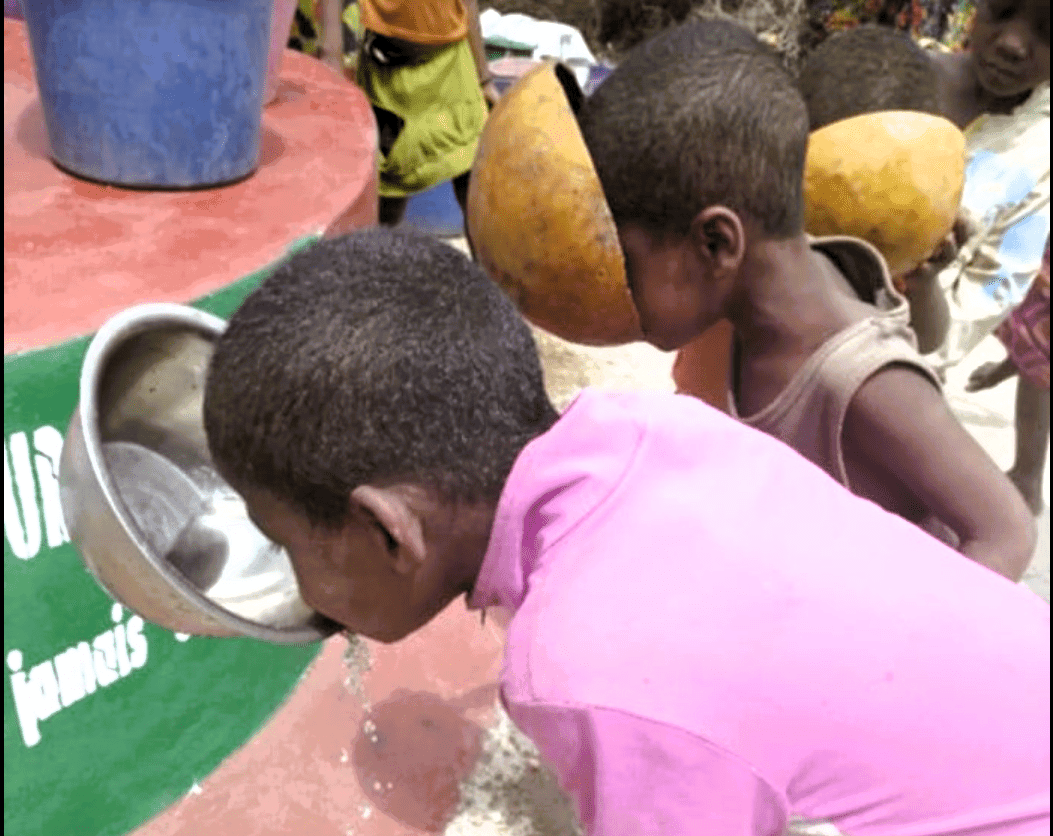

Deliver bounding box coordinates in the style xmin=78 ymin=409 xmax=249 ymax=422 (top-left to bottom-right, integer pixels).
xmin=468 ymin=390 xmax=1050 ymax=836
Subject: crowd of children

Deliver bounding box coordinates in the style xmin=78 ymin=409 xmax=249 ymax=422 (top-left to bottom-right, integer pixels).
xmin=203 ymin=7 xmax=1049 ymax=835
xmin=199 ymin=4 xmax=1050 ymax=835
xmin=798 ymin=9 xmax=1050 ymax=519
xmin=206 ymin=221 xmax=1049 ymax=836
xmin=672 ymin=8 xmax=1048 ymax=538
xmin=2 ymin=0 xmax=1045 ymax=831
xmin=581 ymin=16 xmax=1040 ymax=577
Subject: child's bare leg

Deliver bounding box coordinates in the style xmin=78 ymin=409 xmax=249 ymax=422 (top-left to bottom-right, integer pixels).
xmin=451 ymin=171 xmax=477 ymax=259
xmin=966 ymin=357 xmax=1017 ymax=392
xmin=452 ymin=170 xmax=470 ymax=215
xmin=1006 ymin=376 xmax=1050 ymax=515
xmin=379 ymin=196 xmax=409 ymax=227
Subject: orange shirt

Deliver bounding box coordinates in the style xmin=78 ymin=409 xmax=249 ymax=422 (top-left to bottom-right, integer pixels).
xmin=359 ymin=0 xmax=468 ymax=46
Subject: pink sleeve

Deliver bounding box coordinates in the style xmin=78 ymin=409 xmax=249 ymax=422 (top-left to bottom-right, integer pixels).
xmin=508 ymin=700 xmax=788 ymax=836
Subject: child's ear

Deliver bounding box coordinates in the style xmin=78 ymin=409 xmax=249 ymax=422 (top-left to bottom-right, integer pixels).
xmin=350 ymin=485 xmax=427 ymax=572
xmin=689 ymin=207 xmax=746 ymax=268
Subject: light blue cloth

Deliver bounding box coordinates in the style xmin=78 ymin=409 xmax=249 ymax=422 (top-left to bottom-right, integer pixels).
xmin=933 ymin=83 xmax=1050 ymax=369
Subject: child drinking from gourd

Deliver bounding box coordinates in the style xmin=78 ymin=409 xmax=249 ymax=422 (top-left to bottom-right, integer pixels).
xmin=795 ymin=24 xmax=957 ymax=355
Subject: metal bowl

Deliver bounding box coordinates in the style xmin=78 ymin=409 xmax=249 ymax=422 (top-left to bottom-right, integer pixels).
xmin=59 ymin=303 xmax=340 ymax=644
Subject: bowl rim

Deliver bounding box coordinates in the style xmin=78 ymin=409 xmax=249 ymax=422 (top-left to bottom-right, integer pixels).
xmin=77 ymin=302 xmax=334 ymax=644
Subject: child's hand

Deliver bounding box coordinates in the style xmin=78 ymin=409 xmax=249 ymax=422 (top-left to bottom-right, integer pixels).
xmin=896 ymin=236 xmax=954 ymax=292
xmin=919 ymin=211 xmax=978 ymax=276
xmin=898 ymin=260 xmax=941 ymax=295
xmin=897 ymin=209 xmax=978 ymax=293
xmin=926 ymin=232 xmax=958 ymax=272
xmin=965 ymin=358 xmax=1018 ymax=392
xmin=952 ymin=211 xmax=978 ymax=248
xmin=482 ymin=80 xmax=502 ymax=109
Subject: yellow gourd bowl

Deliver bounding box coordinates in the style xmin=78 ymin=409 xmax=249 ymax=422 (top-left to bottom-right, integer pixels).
xmin=467 ymin=64 xmax=641 ymax=346
xmin=804 ymin=111 xmax=966 ymax=277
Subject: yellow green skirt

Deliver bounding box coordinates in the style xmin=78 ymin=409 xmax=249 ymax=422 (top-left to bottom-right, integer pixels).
xmin=356 ymin=37 xmax=488 ymax=198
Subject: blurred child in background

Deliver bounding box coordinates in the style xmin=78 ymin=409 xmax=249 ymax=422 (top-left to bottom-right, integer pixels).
xmin=795 ymin=24 xmax=953 ymax=354
xmin=967 ymin=239 xmax=1050 ymax=512
xmin=924 ymin=0 xmax=1049 ymax=373
xmin=287 ymin=1 xmax=497 ymax=231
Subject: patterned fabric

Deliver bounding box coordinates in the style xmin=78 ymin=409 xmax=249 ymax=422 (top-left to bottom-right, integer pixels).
xmin=996 ymin=242 xmax=1051 ymax=390
xmin=806 ymin=0 xmax=975 ymax=51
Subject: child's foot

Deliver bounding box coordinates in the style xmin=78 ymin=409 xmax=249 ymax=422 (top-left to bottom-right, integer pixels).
xmin=965 ymin=359 xmax=1016 ymax=392
xmin=1007 ymin=468 xmax=1046 ymax=515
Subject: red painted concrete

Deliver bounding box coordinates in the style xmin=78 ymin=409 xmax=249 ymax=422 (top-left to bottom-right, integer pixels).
xmin=132 ymin=602 xmax=508 ymax=836
xmin=4 ymin=19 xmax=378 ymax=355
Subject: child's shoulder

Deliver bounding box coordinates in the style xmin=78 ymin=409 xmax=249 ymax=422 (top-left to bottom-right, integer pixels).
xmin=734 ymin=238 xmax=920 ymax=422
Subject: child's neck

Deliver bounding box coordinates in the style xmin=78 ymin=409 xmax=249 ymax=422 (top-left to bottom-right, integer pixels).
xmin=723 ymin=234 xmax=861 ymax=361
xmin=934 ymin=52 xmax=1033 ymax=129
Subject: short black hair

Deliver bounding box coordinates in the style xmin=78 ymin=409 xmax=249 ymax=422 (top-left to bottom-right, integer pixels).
xmin=797 ymin=25 xmax=941 ymax=131
xmin=578 ymin=18 xmax=809 ymax=239
xmin=204 ymin=228 xmax=559 ymax=527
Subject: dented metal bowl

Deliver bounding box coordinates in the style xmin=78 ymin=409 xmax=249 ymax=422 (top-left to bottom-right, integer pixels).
xmin=59 ymin=303 xmax=339 ymax=644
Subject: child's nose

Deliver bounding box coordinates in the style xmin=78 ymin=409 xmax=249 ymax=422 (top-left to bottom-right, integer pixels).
xmin=994 ymin=22 xmax=1032 ymax=62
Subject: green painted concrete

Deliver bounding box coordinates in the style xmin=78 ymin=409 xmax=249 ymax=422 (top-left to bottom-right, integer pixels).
xmin=4 ymin=237 xmax=321 ymax=836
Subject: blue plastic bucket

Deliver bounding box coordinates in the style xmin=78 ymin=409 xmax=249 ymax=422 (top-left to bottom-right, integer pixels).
xmin=22 ymin=0 xmax=272 ymax=188
xmin=400 ymin=180 xmax=465 ymax=238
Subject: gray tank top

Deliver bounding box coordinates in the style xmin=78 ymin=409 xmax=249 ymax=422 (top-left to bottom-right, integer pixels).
xmin=727 ymin=236 xmax=944 ymax=489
